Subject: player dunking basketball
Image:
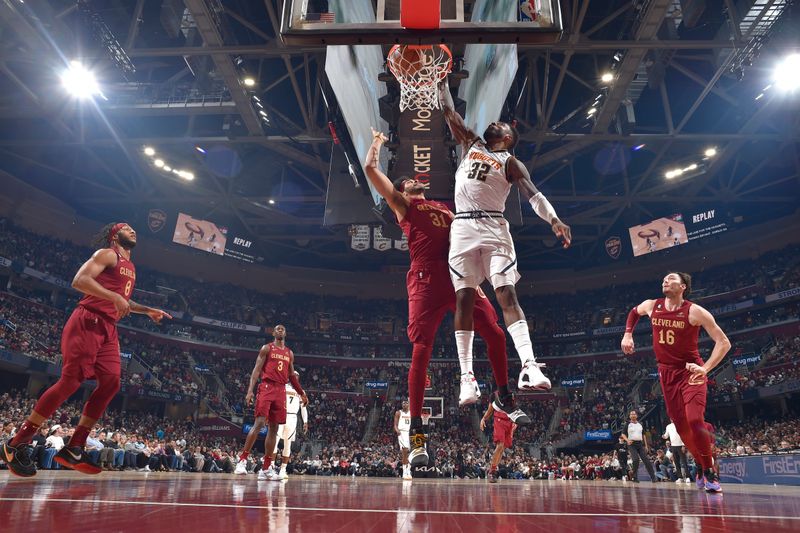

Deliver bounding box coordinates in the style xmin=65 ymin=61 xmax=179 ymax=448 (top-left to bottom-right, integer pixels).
xmin=438 ymin=81 xmax=572 ymax=405
xmin=365 ymin=129 xmax=531 ymax=469
xmin=395 ymin=399 xmax=412 ymax=480
xmin=621 ymin=272 xmax=731 ymax=492
xmin=236 ymin=325 xmax=307 ymax=480
xmin=2 ymin=223 xmax=172 ymax=477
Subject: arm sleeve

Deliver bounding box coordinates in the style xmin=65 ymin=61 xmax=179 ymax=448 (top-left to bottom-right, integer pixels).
xmin=625 ymin=306 xmax=641 ymax=333
xmin=301 ymin=405 xmax=309 ymax=423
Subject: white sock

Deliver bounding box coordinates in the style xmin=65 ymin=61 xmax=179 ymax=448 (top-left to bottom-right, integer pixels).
xmin=455 ymin=330 xmax=475 ymax=375
xmin=280 ymin=463 xmax=287 ymax=474
xmin=507 ymin=320 xmax=535 ymax=365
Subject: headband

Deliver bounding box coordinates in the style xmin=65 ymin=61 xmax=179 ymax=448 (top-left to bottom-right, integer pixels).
xmin=108 ymin=222 xmax=127 ymax=244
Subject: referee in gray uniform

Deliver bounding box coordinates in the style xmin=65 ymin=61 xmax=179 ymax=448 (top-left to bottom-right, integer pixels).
xmin=622 ymin=410 xmax=656 ymax=482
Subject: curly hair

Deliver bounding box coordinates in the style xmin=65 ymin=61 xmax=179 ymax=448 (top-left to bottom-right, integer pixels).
xmin=91 ymin=223 xmax=118 ymax=249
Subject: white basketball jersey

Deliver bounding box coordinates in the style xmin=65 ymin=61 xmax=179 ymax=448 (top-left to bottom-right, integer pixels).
xmin=454 ymin=140 xmax=513 ymax=214
xmin=285 ymin=384 xmax=301 ymax=415
xmin=398 ymin=409 xmax=411 ymax=432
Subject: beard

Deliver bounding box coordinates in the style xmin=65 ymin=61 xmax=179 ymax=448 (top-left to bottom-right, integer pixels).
xmin=483 ymin=124 xmax=503 ymax=143
xmin=117 ymin=234 xmax=137 ymax=250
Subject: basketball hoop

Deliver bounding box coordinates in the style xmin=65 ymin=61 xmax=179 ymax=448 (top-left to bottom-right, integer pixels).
xmin=387 ymin=44 xmax=453 ymax=112
xmin=421 ymin=406 xmax=432 ymax=426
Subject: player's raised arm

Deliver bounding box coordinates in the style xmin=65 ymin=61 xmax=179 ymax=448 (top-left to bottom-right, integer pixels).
xmin=687 ymin=304 xmax=732 ymax=376
xmin=621 ymin=299 xmax=656 ymax=354
xmin=245 ymin=344 xmax=269 ymax=406
xmin=438 ymin=80 xmax=479 ymax=148
xmin=364 ymin=128 xmax=408 ymax=217
xmin=72 ymin=249 xmax=129 ymax=318
xmin=506 ymin=157 xmax=572 ymax=248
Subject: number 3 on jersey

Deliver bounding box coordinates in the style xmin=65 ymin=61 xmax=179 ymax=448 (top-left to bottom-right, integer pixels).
xmin=467 ymin=161 xmax=491 ymax=182
xmin=277 ymin=360 xmax=284 ymax=372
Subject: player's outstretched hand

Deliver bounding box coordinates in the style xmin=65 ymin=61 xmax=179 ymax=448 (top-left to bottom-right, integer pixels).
xmin=146 ymin=308 xmax=173 ymax=324
xmin=552 ymin=219 xmax=572 ymax=249
xmin=370 ymin=127 xmax=388 ymax=144
xmin=685 ymin=362 xmax=707 ymax=377
xmin=621 ymin=334 xmax=635 ymax=355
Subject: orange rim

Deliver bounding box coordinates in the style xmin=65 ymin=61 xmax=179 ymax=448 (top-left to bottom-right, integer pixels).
xmin=387 ymin=44 xmax=453 ymax=86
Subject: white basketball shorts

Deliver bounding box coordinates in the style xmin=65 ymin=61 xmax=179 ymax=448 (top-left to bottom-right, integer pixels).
xmin=398 ymin=431 xmax=410 ymax=450
xmin=448 ymin=215 xmax=520 ymax=291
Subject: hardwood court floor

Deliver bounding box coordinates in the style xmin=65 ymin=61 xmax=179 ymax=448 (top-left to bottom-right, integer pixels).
xmin=1 ymin=471 xmax=799 ymax=532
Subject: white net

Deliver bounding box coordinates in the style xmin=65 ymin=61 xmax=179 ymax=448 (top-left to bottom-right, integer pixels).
xmin=387 ymin=45 xmax=453 ymax=112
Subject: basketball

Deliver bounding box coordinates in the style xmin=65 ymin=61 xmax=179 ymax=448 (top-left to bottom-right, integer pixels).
xmin=388 ymin=45 xmax=431 ymax=80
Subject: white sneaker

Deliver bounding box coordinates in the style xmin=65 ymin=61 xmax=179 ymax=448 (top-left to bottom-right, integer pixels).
xmin=267 ymin=467 xmax=281 ymax=481
xmin=403 ymin=471 xmax=413 ymax=480
xmin=459 ymin=372 xmax=481 ymax=406
xmin=234 ymin=459 xmax=248 ymax=475
xmin=518 ymin=359 xmax=551 ymax=391
xmin=257 ymin=469 xmax=267 ymax=480
xmin=685 ymin=477 xmax=692 ymax=483
xmin=279 ymin=469 xmax=288 ymax=481
xmin=675 ymin=478 xmax=683 ymax=483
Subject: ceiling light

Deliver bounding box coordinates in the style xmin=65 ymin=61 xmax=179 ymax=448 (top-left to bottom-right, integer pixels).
xmin=601 ymin=72 xmax=613 ymax=83
xmin=60 ymin=61 xmax=101 ymax=99
xmin=704 ymin=148 xmax=717 ymax=158
xmin=683 ymin=163 xmax=698 ymax=171
xmin=243 ymin=77 xmax=256 ymax=87
xmin=154 ymin=159 xmax=164 ymax=168
xmin=587 ymin=107 xmax=597 ymax=115
xmin=268 ymin=199 xmax=275 ymax=205
xmin=163 ymin=165 xmax=172 ymax=172
xmin=195 ymin=146 xmax=206 ymax=154
xmin=143 ymin=146 xmax=155 ymax=156
xmin=632 ymin=144 xmax=646 ymax=151
xmin=774 ymin=53 xmax=800 ymax=92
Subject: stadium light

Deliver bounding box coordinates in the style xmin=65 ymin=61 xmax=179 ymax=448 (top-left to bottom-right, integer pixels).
xmin=587 ymin=107 xmax=597 ymax=116
xmin=704 ymin=147 xmax=717 ymax=158
xmin=601 ymin=72 xmax=614 ymax=83
xmin=774 ymin=53 xmax=800 ymax=92
xmin=154 ymin=159 xmax=164 ymax=168
xmin=243 ymin=77 xmax=256 ymax=87
xmin=163 ymin=165 xmax=172 ymax=172
xmin=143 ymin=146 xmax=155 ymax=156
xmin=268 ymin=199 xmax=275 ymax=205
xmin=195 ymin=146 xmax=206 ymax=154
xmin=60 ymin=61 xmax=102 ymax=99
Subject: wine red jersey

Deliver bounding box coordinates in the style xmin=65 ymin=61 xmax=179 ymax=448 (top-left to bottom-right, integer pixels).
xmin=650 ymin=298 xmax=701 ymax=367
xmin=260 ymin=343 xmax=293 ymax=384
xmin=397 ymin=198 xmax=453 ymax=264
xmin=78 ymin=248 xmax=136 ymax=323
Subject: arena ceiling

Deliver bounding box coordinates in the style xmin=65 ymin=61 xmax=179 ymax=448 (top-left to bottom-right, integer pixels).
xmin=0 ymin=0 xmax=797 ymax=271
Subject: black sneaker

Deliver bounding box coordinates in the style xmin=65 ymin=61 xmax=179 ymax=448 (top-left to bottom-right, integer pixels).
xmin=408 ymin=430 xmax=429 ymax=468
xmin=1 ymin=441 xmax=37 ymax=477
xmin=54 ymin=446 xmax=102 ymax=475
xmin=491 ymin=392 xmax=531 ymax=425
xmin=488 ymin=469 xmax=500 ymax=483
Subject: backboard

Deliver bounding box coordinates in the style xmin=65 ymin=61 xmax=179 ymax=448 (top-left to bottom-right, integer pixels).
xmin=281 ymin=0 xmax=562 ymax=46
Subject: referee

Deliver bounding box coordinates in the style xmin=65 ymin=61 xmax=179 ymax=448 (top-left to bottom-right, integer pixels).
xmin=622 ymin=410 xmax=656 ymax=483
xmin=663 ymin=419 xmax=691 ymax=482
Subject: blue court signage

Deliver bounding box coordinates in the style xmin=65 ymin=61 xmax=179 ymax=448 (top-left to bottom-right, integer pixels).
xmin=718 ymin=454 xmax=800 ymax=486
xmin=561 ymin=377 xmax=585 ymax=388
xmin=365 ymin=381 xmax=389 ymax=389
xmin=584 ymin=429 xmax=613 ymax=441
